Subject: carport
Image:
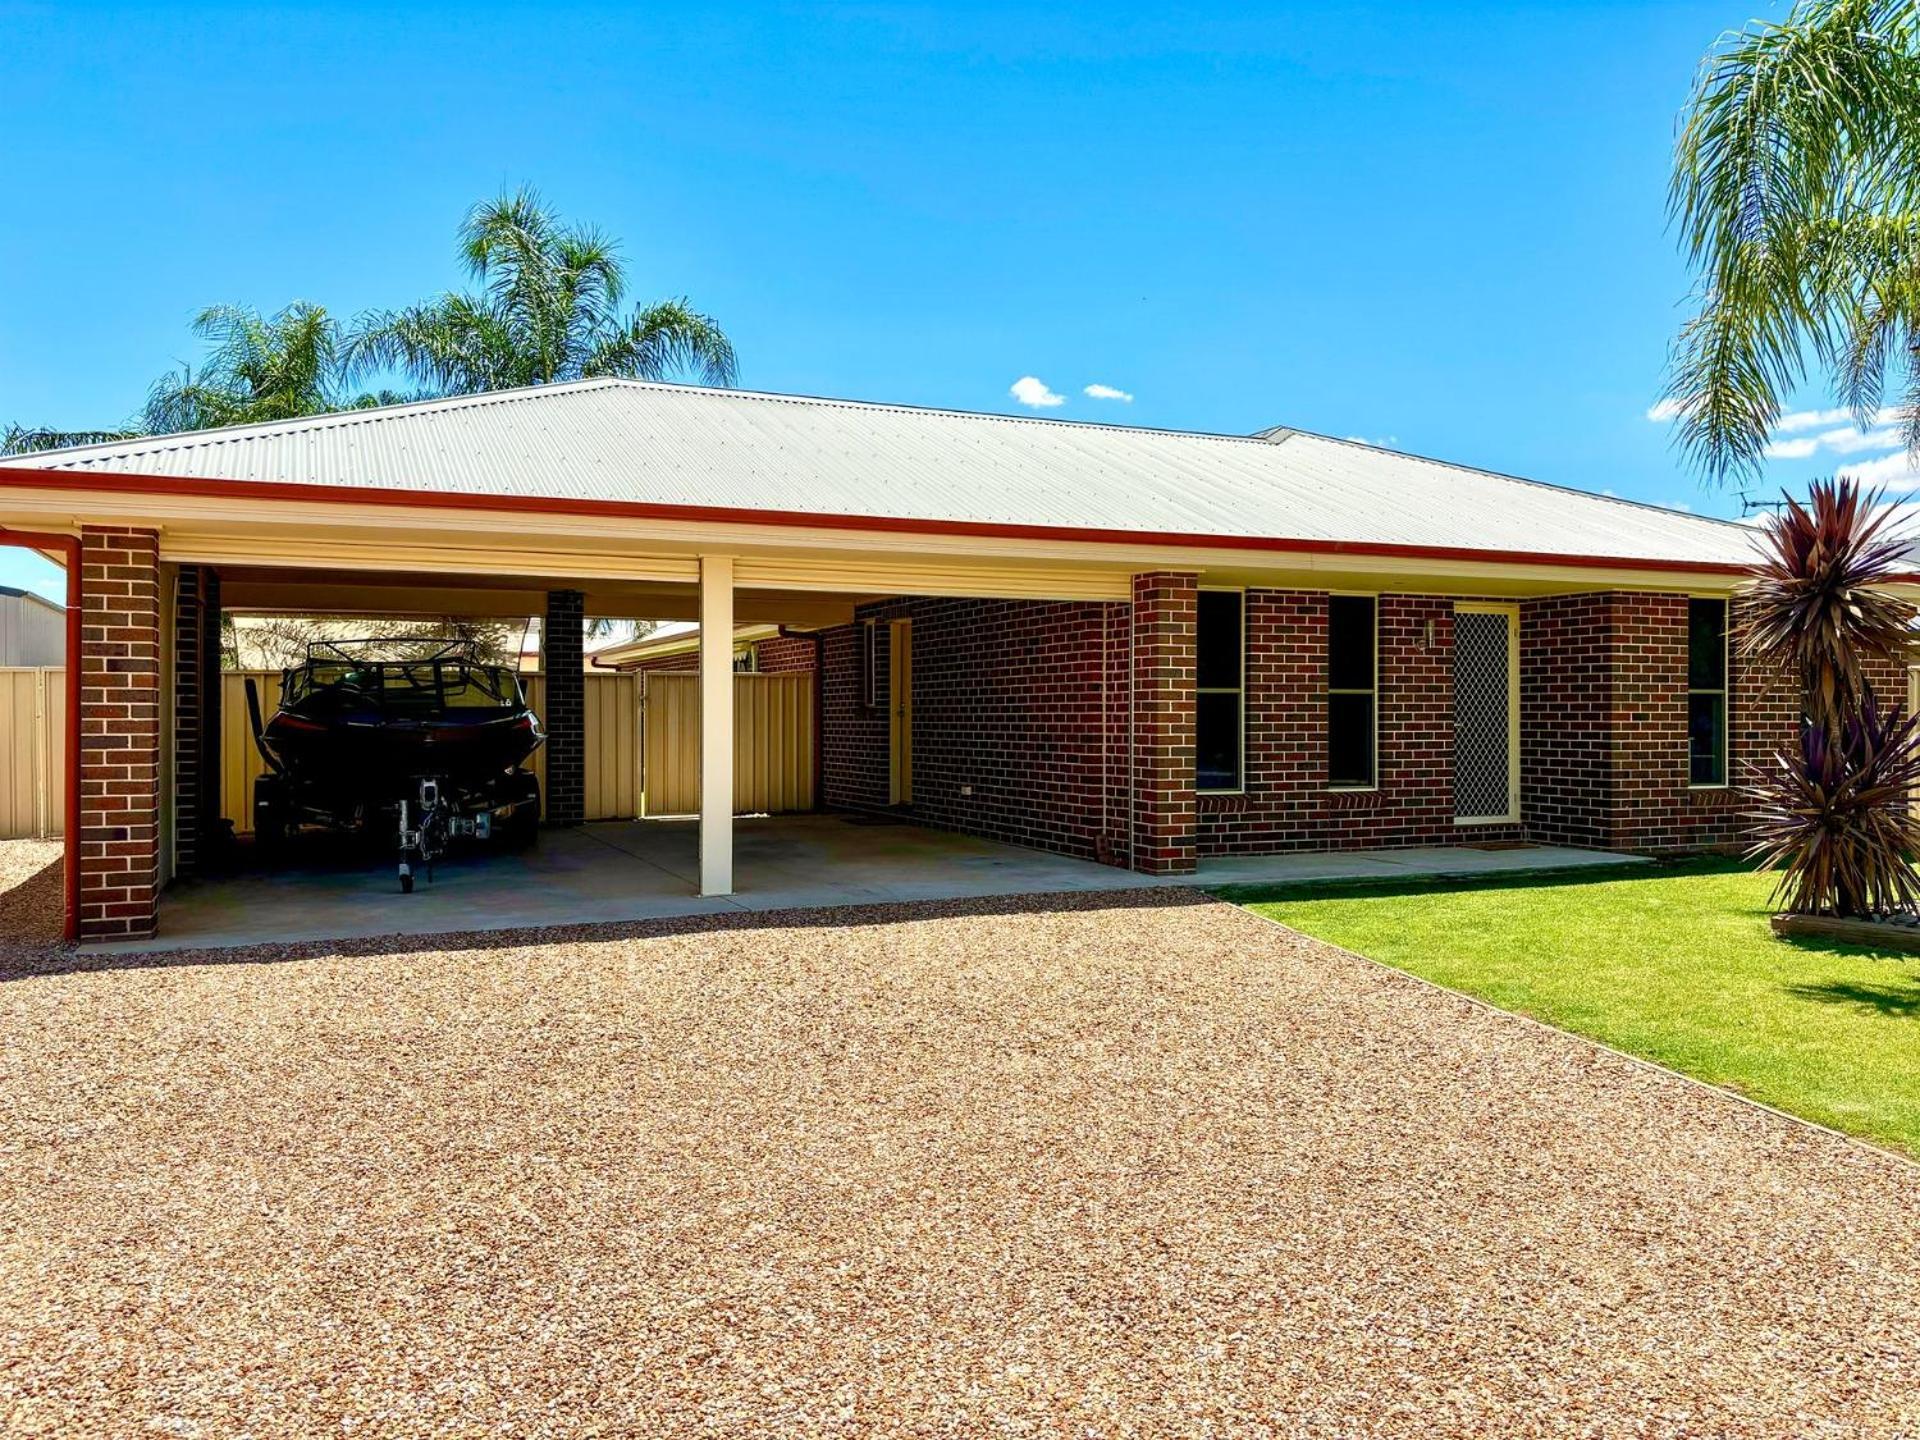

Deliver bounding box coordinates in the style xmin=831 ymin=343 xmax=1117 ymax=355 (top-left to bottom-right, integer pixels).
xmin=0 ymin=380 xmax=1158 ymax=944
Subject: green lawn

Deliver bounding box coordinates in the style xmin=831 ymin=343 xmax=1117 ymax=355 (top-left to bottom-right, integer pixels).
xmin=1230 ymin=859 xmax=1920 ymax=1156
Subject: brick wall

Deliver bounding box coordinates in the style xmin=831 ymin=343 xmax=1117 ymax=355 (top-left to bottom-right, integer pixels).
xmin=752 ymin=631 xmax=819 ymax=673
xmin=1131 ymin=574 xmax=1197 ymax=873
xmin=79 ymin=527 xmax=162 ymax=940
xmin=542 ymin=590 xmax=585 ymax=825
xmin=819 ymin=597 xmax=1131 ymax=863
xmin=1520 ymin=593 xmax=1615 ymax=848
xmin=1197 ymin=593 xmax=1524 ymax=856
xmin=621 ymin=631 xmax=819 ymax=674
xmin=804 ymin=581 xmax=1842 ymax=872
xmin=1519 ymin=591 xmax=1839 ymax=854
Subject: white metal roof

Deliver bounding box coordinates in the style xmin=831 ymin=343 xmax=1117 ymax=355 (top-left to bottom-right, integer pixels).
xmin=0 ymin=377 xmax=1758 ymax=567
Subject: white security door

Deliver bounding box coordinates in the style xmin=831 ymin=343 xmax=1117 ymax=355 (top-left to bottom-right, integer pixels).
xmin=1453 ymin=603 xmax=1519 ymax=824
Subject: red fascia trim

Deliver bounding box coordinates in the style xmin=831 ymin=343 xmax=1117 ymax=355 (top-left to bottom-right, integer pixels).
xmin=0 ymin=463 xmax=1772 ymax=578
xmin=0 ymin=526 xmax=80 ymax=943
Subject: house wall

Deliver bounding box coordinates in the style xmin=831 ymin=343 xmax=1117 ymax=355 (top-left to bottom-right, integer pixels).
xmin=811 ymin=583 xmax=1837 ymax=873
xmin=819 ymin=597 xmax=1131 ymax=863
xmin=1197 ymin=593 xmax=1526 ymax=855
xmin=619 ymin=633 xmax=819 ymax=675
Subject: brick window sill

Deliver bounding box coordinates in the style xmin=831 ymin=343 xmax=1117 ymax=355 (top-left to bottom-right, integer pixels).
xmin=1686 ymin=786 xmax=1738 ymax=809
xmin=1198 ymin=793 xmax=1248 ymax=815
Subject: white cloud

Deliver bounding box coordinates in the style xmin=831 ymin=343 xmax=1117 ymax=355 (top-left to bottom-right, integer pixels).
xmin=1083 ymin=383 xmax=1133 ymax=403
xmin=1770 ymin=406 xmax=1902 ymax=433
xmin=1645 ymin=397 xmax=1687 ymax=422
xmin=1343 ymin=434 xmax=1400 ymax=449
xmin=1838 ymin=449 xmax=1920 ymax=489
xmin=1009 ymin=375 xmax=1064 ymax=408
xmin=1763 ymin=436 xmax=1820 ymax=460
xmin=1770 ymin=406 xmax=1856 ymax=433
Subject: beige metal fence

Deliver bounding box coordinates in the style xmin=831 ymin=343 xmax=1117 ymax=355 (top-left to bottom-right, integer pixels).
xmin=0 ymin=666 xmax=813 ymax=839
xmin=0 ymin=668 xmax=65 ymax=839
xmin=219 ymin=671 xmax=646 ymax=832
xmin=640 ymin=671 xmax=816 ymax=816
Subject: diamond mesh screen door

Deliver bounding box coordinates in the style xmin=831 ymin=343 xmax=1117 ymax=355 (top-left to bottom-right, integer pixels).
xmin=1453 ymin=605 xmax=1518 ymax=823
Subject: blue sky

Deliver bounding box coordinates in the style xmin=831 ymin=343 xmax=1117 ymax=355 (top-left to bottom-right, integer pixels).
xmin=0 ymin=1 xmax=1879 ymax=602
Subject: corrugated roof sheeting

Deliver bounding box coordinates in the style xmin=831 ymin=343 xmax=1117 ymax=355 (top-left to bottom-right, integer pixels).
xmin=0 ymin=378 xmax=1759 ymax=566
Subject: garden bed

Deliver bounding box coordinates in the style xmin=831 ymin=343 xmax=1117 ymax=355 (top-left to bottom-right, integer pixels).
xmin=1770 ymin=911 xmax=1920 ymax=953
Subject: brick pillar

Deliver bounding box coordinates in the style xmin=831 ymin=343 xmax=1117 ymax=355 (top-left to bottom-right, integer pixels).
xmin=543 ymin=589 xmax=585 ymax=826
xmin=171 ymin=565 xmax=223 ymax=876
xmin=201 ymin=568 xmax=221 ymax=860
xmin=1130 ymin=572 xmax=1197 ymax=875
xmin=171 ymin=566 xmax=206 ymax=876
xmin=80 ymin=527 xmax=162 ymax=940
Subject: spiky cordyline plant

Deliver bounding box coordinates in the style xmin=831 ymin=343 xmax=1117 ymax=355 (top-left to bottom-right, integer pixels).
xmin=1741 ymin=477 xmax=1914 ymax=732
xmin=1741 ymin=476 xmax=1920 ymax=915
xmin=1749 ymin=688 xmax=1920 ymax=916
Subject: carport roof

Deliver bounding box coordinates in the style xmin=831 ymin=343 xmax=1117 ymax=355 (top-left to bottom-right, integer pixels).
xmin=1 ymin=377 xmax=1758 ymax=569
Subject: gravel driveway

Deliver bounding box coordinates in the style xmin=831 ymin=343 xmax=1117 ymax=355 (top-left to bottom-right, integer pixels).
xmin=2 ymin=856 xmax=1917 ymax=1436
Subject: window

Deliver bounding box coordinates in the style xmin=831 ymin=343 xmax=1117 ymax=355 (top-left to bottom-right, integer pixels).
xmin=1197 ymin=590 xmax=1243 ymax=792
xmin=1327 ymin=595 xmax=1377 ymax=788
xmin=858 ymin=620 xmax=879 ymax=709
xmin=1688 ymin=598 xmax=1728 ymax=786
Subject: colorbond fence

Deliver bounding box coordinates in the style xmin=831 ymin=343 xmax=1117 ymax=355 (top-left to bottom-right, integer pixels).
xmin=0 ymin=668 xmax=65 ymax=840
xmin=640 ymin=671 xmax=816 ymax=816
xmin=0 ymin=667 xmax=813 ymax=839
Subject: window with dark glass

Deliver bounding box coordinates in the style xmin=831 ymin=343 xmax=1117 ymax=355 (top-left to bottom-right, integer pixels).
xmin=858 ymin=619 xmax=878 ymax=709
xmin=1688 ymin=598 xmax=1728 ymax=786
xmin=1328 ymin=596 xmax=1377 ymax=788
xmin=1197 ymin=590 xmax=1243 ymax=792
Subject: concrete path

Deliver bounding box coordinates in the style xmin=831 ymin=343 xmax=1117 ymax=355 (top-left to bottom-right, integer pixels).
xmin=120 ymin=814 xmax=1642 ymax=953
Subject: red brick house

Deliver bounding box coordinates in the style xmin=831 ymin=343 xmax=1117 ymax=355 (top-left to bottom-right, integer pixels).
xmin=0 ymin=378 xmax=1850 ymax=942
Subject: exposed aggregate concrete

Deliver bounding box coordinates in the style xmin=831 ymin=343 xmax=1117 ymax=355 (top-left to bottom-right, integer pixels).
xmin=1 ymin=847 xmax=1915 ymax=1436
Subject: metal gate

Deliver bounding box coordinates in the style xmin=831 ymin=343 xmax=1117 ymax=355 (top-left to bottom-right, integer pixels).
xmin=641 ymin=671 xmax=816 ymax=816
xmin=1453 ymin=603 xmax=1519 ymax=824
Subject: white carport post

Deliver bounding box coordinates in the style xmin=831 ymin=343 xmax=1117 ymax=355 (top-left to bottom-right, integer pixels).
xmin=698 ymin=554 xmax=735 ymax=896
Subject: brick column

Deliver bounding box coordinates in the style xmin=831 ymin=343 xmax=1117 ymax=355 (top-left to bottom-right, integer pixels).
xmin=80 ymin=527 xmax=162 ymax=940
xmin=172 ymin=566 xmax=206 ymax=876
xmin=542 ymin=589 xmax=585 ymax=826
xmin=201 ymin=569 xmax=221 ymax=860
xmin=171 ymin=565 xmax=223 ymax=876
xmin=1130 ymin=571 xmax=1197 ymax=875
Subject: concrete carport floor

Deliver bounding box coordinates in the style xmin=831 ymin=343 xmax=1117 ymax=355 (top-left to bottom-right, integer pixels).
xmin=119 ymin=813 xmax=1642 ymax=954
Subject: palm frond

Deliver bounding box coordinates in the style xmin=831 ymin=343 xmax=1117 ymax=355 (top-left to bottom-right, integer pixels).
xmin=1663 ymin=0 xmax=1920 ymax=483
xmin=0 ymin=424 xmax=143 ymax=456
xmin=585 ymin=299 xmax=739 ymax=386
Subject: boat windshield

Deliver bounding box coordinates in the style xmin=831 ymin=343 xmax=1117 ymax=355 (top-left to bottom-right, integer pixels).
xmin=283 ymin=657 xmax=525 ymax=715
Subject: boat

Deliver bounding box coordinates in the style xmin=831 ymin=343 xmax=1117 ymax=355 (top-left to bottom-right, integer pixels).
xmin=247 ymin=638 xmax=544 ymax=889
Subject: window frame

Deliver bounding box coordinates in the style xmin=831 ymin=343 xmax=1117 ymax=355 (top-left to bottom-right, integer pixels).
xmin=1687 ymin=595 xmax=1730 ymax=790
xmin=858 ymin=618 xmax=879 ymax=710
xmin=1326 ymin=591 xmax=1380 ymax=792
xmin=1196 ymin=586 xmax=1246 ymax=796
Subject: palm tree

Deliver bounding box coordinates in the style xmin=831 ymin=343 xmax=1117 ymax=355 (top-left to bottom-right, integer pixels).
xmin=1662 ymin=0 xmax=1920 ymax=483
xmin=347 ymin=189 xmax=736 ymax=394
xmin=1 ymin=424 xmax=142 ymax=457
xmin=144 ymin=302 xmax=411 ymax=433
